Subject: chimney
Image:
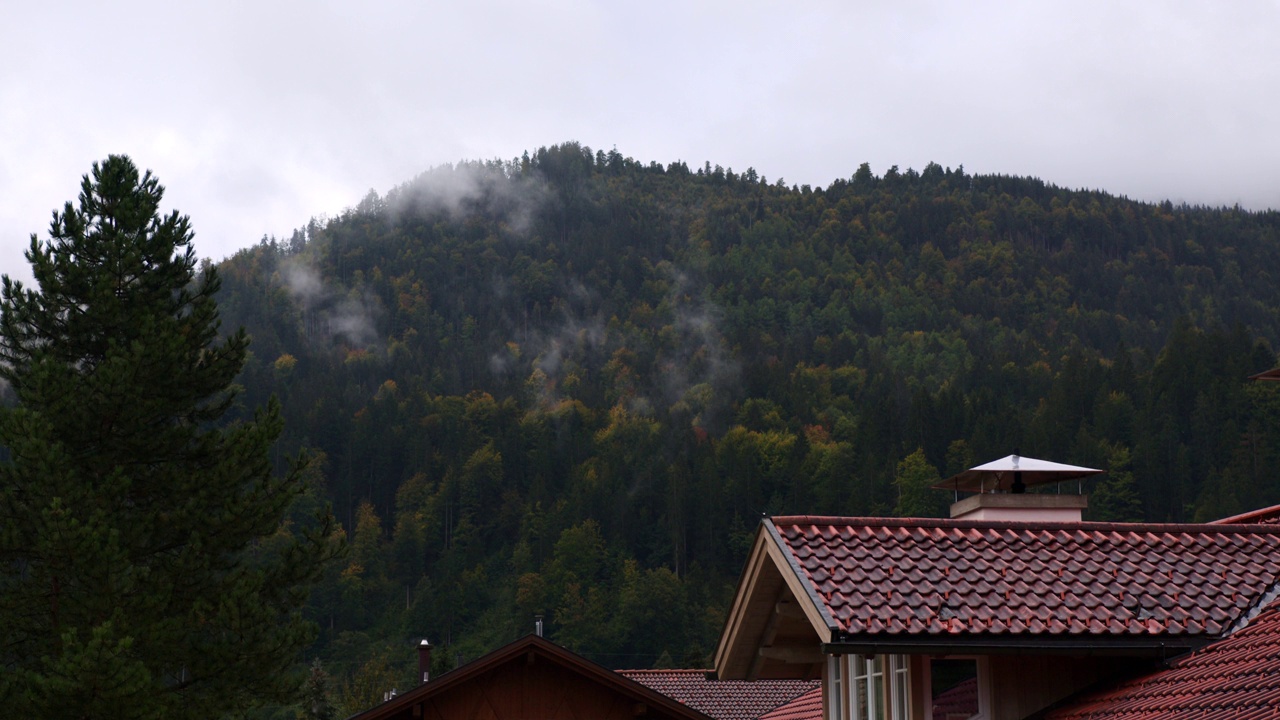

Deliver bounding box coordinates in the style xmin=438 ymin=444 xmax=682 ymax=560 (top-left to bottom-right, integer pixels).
xmin=949 ymin=492 xmax=1088 ymax=522
xmin=418 ymin=639 xmax=433 ymax=684
xmin=535 ymin=615 xmax=544 ymax=638
xmin=934 ymin=453 xmax=1102 ymax=522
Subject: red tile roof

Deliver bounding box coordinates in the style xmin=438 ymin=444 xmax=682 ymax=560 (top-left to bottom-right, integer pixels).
xmin=771 ymin=516 xmax=1280 ymax=640
xmin=620 ymin=669 xmax=818 ymax=720
xmin=1211 ymin=503 xmax=1280 ymax=526
xmin=1044 ymin=604 xmax=1280 ymax=719
xmin=757 ymin=686 xmax=822 ymax=720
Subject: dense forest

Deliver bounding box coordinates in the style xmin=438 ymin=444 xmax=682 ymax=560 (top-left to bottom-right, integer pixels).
xmin=211 ymin=143 xmax=1280 ymax=714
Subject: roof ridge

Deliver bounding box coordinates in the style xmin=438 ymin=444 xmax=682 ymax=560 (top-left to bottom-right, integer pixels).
xmin=769 ymin=514 xmax=1280 ymax=535
xmin=618 ymin=668 xmax=711 ymax=674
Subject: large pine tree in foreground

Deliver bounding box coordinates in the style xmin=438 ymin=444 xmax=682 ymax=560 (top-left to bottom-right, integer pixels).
xmin=0 ymin=156 xmax=337 ymax=718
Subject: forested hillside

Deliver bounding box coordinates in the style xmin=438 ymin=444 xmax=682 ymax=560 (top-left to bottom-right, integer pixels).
xmin=213 ymin=143 xmax=1280 ymax=709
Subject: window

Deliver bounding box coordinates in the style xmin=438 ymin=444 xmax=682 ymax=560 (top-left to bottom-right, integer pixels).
xmin=928 ymin=658 xmax=987 ymax=720
xmin=828 ymin=654 xmax=910 ymax=720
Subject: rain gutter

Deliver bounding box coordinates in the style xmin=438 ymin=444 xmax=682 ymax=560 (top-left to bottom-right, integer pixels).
xmin=821 ymin=635 xmax=1209 ymax=658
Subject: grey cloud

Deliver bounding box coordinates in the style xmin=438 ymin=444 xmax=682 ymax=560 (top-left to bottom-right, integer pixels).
xmin=5 ymin=0 xmax=1280 ymax=289
xmin=654 ymin=268 xmax=740 ymax=431
xmin=386 ymin=161 xmax=549 ymax=236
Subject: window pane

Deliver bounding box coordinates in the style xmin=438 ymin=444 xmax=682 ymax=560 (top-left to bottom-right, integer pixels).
xmin=870 ymin=655 xmax=885 ymax=720
xmin=930 ymin=659 xmax=979 ymax=720
xmin=891 ymin=656 xmax=910 ymax=720
xmin=829 ymin=656 xmax=845 ymax=720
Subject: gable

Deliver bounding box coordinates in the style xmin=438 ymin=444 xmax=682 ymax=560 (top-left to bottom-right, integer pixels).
xmin=713 ymin=523 xmax=839 ymax=680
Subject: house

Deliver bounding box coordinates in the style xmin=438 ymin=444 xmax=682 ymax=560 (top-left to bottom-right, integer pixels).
xmin=348 ymin=634 xmax=815 ymax=720
xmin=711 ymin=465 xmax=1280 ymax=720
xmin=347 ymin=634 xmax=714 ymax=720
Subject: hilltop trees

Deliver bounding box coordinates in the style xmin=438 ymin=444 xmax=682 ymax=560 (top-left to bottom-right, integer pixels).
xmin=206 ymin=145 xmax=1280 ymax=690
xmin=0 ymin=156 xmax=336 ymax=718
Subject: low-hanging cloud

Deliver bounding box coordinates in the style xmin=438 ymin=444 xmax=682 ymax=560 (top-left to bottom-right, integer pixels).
xmin=493 ymin=262 xmax=739 ymax=432
xmin=502 ymin=288 xmax=609 ymax=411
xmin=385 ymin=160 xmax=549 ymax=237
xmin=654 ymin=267 xmax=740 ymax=432
xmin=277 ymin=256 xmax=382 ymax=349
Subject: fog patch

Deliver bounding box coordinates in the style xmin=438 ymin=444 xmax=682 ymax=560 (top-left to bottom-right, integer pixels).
xmin=499 ymin=264 xmax=739 ymax=433
xmin=385 ymin=160 xmax=549 ymax=237
xmin=653 ymin=267 xmax=740 ymax=433
xmin=277 ymin=256 xmax=383 ymax=350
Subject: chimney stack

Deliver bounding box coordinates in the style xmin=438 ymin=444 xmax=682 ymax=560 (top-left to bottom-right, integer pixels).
xmin=418 ymin=639 xmax=433 ymax=684
xmin=933 ymin=454 xmax=1102 ymax=522
xmin=535 ymin=615 xmax=544 ymax=637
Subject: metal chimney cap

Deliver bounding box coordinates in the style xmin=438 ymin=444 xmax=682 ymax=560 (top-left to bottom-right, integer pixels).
xmin=420 ymin=638 xmax=432 ymax=647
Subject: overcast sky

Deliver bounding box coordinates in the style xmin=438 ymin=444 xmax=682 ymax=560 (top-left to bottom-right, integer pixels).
xmin=3 ymin=1 xmax=1278 ymax=283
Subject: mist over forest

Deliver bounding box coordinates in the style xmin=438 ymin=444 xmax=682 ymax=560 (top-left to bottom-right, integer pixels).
xmin=212 ymin=142 xmax=1280 ymax=711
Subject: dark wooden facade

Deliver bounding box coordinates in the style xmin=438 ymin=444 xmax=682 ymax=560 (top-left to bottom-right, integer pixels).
xmin=352 ymin=635 xmax=713 ymax=720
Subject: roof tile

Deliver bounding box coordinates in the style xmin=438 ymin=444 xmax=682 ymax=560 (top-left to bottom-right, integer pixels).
xmin=620 ymin=670 xmax=818 ymax=720
xmin=757 ymin=687 xmax=822 ymax=720
xmin=770 ymin=516 xmax=1280 ymax=640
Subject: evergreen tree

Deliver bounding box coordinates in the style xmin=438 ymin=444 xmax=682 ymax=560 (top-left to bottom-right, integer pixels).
xmin=298 ymin=658 xmax=336 ymax=720
xmin=893 ymin=448 xmax=946 ymax=518
xmin=0 ymin=156 xmax=337 ymax=718
xmin=1088 ymin=444 xmax=1145 ymax=523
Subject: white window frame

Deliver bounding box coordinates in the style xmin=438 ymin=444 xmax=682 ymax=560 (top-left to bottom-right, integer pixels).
xmin=888 ymin=654 xmax=910 ymax=720
xmin=827 ymin=654 xmax=910 ymax=720
xmin=828 ymin=655 xmax=846 ymax=720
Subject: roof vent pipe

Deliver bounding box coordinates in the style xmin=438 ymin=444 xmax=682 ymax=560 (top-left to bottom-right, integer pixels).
xmin=535 ymin=615 xmax=544 ymax=637
xmin=418 ymin=639 xmax=433 ymax=684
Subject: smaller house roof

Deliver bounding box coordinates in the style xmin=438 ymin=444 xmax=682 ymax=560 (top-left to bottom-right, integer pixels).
xmin=756 ymin=687 xmax=822 ymax=720
xmin=350 ymin=635 xmax=713 ymax=720
xmin=1044 ymin=604 xmax=1280 ymax=719
xmin=620 ymin=670 xmax=817 ymax=720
